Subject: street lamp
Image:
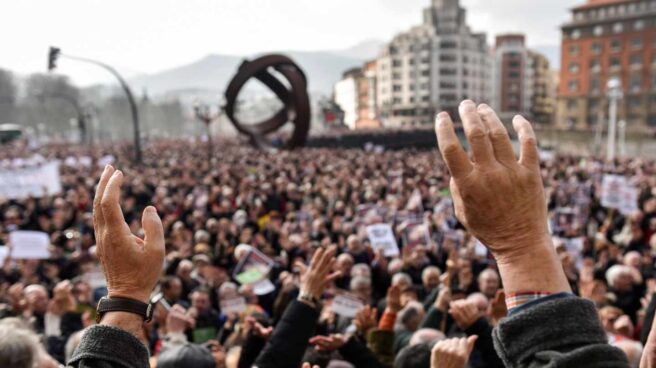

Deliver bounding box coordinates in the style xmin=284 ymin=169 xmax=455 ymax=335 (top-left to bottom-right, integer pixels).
xmin=606 ymin=78 xmax=623 ymax=161
xmin=47 ymin=46 xmax=142 ymax=164
xmin=618 ymin=119 xmax=626 ymax=156
xmin=193 ymin=100 xmax=222 ymax=162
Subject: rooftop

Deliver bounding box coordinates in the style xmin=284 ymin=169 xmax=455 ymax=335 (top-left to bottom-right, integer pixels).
xmin=573 ymin=0 xmax=633 ymax=11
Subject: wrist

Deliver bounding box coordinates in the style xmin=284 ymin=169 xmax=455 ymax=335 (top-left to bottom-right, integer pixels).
xmin=108 ymin=290 xmax=150 ymax=304
xmin=100 ymin=311 xmax=148 ymax=345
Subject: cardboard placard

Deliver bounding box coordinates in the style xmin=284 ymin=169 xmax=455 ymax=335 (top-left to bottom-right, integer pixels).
xmin=9 ymin=231 xmax=50 ymax=259
xmin=366 ymin=223 xmax=399 ymax=257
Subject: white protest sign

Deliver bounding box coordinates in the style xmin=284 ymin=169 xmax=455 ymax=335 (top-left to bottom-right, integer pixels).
xmin=601 ymin=175 xmax=626 ymax=209
xmin=98 ymin=155 xmax=115 ymax=167
xmin=366 ymin=223 xmax=399 ymax=257
xmin=619 ymin=185 xmax=639 ymax=216
xmin=0 ymin=246 xmax=8 ymax=265
xmin=9 ymin=231 xmax=50 ymax=259
xmin=0 ymin=162 xmax=62 ymax=199
xmin=220 ymin=297 xmax=248 ymax=314
xmin=331 ymin=293 xmax=364 ymax=318
xmin=252 ymin=278 xmax=276 ymax=295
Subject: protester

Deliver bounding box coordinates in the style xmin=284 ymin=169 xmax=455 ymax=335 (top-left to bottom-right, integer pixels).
xmin=0 ymin=101 xmax=651 ymax=367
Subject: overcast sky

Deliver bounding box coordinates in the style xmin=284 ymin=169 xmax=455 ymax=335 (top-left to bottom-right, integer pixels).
xmin=1 ymin=0 xmax=580 ymax=85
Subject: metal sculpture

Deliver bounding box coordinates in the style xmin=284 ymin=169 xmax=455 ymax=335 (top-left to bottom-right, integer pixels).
xmin=224 ymin=54 xmax=310 ymax=149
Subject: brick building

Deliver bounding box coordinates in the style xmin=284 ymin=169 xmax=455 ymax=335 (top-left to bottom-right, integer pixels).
xmin=558 ymin=0 xmax=656 ymax=130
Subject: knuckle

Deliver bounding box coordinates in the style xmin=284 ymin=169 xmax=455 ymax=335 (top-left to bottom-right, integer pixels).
xmin=467 ymin=127 xmax=487 ymax=141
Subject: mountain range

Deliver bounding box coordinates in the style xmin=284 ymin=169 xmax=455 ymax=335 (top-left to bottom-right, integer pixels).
xmin=128 ymin=40 xmax=384 ymax=98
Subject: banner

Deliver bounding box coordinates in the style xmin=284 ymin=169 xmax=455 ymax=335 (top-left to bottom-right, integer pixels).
xmin=0 ymin=162 xmax=62 ymax=199
xmin=331 ymin=292 xmax=364 ymax=318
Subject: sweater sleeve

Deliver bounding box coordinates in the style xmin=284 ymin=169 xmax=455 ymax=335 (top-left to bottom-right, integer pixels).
xmin=67 ymin=325 xmax=150 ymax=368
xmin=492 ymin=296 xmax=629 ymax=368
xmin=253 ymin=300 xmax=319 ymax=368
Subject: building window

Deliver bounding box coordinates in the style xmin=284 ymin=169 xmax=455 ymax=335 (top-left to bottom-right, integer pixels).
xmin=440 ymin=41 xmax=457 ymax=49
xmin=610 ymin=56 xmax=621 ymax=68
xmin=648 ymin=115 xmax=656 ymax=127
xmin=568 ymin=80 xmax=579 ymax=92
xmin=421 ymin=83 xmax=429 ymax=90
xmin=569 ymin=44 xmax=580 ymax=56
xmin=392 ymin=59 xmax=402 ymax=67
xmin=591 ymin=78 xmax=601 ymax=94
xmin=393 ymin=85 xmax=402 ymax=92
xmin=630 ymin=74 xmax=641 ymax=92
xmin=567 ymin=99 xmax=578 ymax=109
xmin=611 ymin=39 xmax=621 ymax=52
xmin=421 ymin=69 xmax=430 ymax=77
xmin=409 ymin=58 xmax=415 ymax=65
xmin=629 ymin=97 xmax=641 ymax=109
xmin=591 ymin=42 xmax=603 ymax=54
xmin=590 ymin=59 xmax=601 ymax=71
xmin=613 ymin=22 xmax=624 ymax=33
xmin=631 ymin=38 xmax=643 ymax=49
xmin=593 ymin=25 xmax=604 ymax=36
xmin=392 ymin=72 xmax=401 ymax=80
xmin=635 ymin=19 xmax=646 ymax=30
xmin=571 ymin=29 xmax=581 ymax=39
xmin=569 ymin=62 xmax=580 ymax=74
xmin=630 ymin=54 xmax=642 ymax=67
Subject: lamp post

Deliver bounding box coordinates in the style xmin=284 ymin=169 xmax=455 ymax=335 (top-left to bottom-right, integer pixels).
xmin=193 ymin=100 xmax=222 ymax=162
xmin=606 ymin=78 xmax=623 ymax=162
xmin=618 ymin=119 xmax=626 ymax=157
xmin=48 ymin=47 xmax=142 ymax=164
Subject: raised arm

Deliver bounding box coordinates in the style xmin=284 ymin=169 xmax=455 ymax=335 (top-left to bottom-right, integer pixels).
xmin=434 ymin=101 xmax=628 ymax=367
xmin=68 ymin=166 xmax=165 ymax=368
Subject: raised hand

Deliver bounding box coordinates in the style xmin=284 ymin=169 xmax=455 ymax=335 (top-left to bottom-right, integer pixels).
xmin=386 ymin=284 xmax=404 ymax=313
xmin=309 ymin=334 xmax=347 ymax=352
xmin=296 ymin=247 xmax=340 ymax=301
xmin=354 ymin=305 xmax=377 ymax=336
xmin=449 ymin=299 xmax=482 ymax=329
xmin=93 ymin=166 xmax=165 ymax=303
xmin=434 ymin=102 xmax=570 ymax=295
xmin=431 ymin=336 xmax=478 ymax=368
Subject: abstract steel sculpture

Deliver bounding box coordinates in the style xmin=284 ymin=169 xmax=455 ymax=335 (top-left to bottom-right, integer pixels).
xmin=224 ymin=54 xmax=310 ymax=149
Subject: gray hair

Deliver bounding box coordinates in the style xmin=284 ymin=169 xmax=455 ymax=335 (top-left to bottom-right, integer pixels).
xmin=351 ymin=263 xmax=371 ymax=278
xmin=409 ymin=328 xmax=445 ymax=347
xmin=218 ymin=282 xmax=238 ymax=298
xmin=350 ymin=276 xmax=372 ymax=291
xmin=396 ymin=301 xmax=425 ymax=331
xmin=421 ymin=266 xmax=441 ymax=281
xmin=0 ymin=320 xmax=40 ymax=368
xmin=392 ymin=272 xmax=412 ymax=288
xmin=605 ymin=265 xmax=632 ymax=288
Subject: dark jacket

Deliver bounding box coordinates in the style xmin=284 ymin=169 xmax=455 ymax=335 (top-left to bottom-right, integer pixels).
xmin=492 ymin=295 xmax=629 ymax=367
xmin=67 ymin=325 xmax=149 ymax=368
xmin=338 ymin=336 xmax=386 ymax=368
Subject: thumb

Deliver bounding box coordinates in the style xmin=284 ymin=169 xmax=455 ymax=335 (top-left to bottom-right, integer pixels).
xmin=142 ymin=206 xmax=164 ymax=252
xmin=465 ymin=335 xmax=478 ymax=355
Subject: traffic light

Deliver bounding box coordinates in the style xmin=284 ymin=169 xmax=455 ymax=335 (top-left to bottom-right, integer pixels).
xmin=48 ymin=47 xmax=61 ymax=71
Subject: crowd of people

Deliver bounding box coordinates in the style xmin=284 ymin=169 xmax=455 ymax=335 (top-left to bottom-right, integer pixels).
xmin=0 ymin=101 xmax=655 ymax=367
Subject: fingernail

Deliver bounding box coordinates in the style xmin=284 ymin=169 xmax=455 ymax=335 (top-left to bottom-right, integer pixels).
xmin=146 ymin=206 xmax=157 ymax=213
xmin=460 ymin=100 xmax=476 ymax=111
xmin=477 ymin=103 xmax=490 ymax=111
xmin=114 ymin=170 xmax=123 ymax=177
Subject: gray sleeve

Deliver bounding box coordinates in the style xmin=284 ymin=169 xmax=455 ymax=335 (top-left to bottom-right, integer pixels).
xmin=492 ymin=297 xmax=629 ymax=368
xmin=67 ymin=325 xmax=149 ymax=368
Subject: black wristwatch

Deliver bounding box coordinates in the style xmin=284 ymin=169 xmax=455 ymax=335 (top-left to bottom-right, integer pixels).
xmin=96 ymin=296 xmax=154 ymax=323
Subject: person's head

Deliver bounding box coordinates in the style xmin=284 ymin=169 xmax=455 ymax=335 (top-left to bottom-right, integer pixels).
xmin=388 ymin=259 xmax=404 ymax=275
xmin=336 ymin=253 xmax=354 ymax=276
xmin=65 ymin=331 xmax=84 ymax=363
xmin=350 ymin=276 xmax=372 ymax=302
xmin=190 ymin=287 xmax=212 ymax=315
xmin=615 ymin=340 xmax=642 ymax=368
xmin=24 ymin=284 xmax=48 ymax=315
xmin=73 ymin=279 xmax=93 ymax=304
xmin=0 ymin=320 xmax=40 ymax=368
xmin=466 ymin=292 xmax=489 ymax=313
xmin=598 ymin=306 xmax=623 ymax=332
xmin=396 ymin=301 xmax=425 ymax=332
xmin=606 ymin=265 xmax=633 ymax=292
xmin=177 ymin=260 xmax=194 ymax=280
xmin=162 ymin=276 xmax=183 ymax=302
xmin=156 ymin=343 xmax=216 ymax=368
xmin=624 ymin=251 xmax=641 ymax=269
xmin=394 ymin=343 xmax=431 ymax=368
xmin=421 ymin=266 xmax=441 ymax=291
xmin=392 ymin=272 xmax=413 ymax=290
xmin=477 ymin=269 xmax=500 ymax=299
xmin=351 ymin=263 xmax=371 ymax=279
xmin=218 ymin=282 xmax=238 ymax=301
xmin=409 ymin=328 xmax=445 ymax=347
xmin=346 ymin=235 xmax=363 ymax=254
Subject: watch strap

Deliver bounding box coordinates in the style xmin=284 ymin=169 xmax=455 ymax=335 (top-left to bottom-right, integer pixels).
xmin=96 ymin=296 xmax=154 ymax=323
